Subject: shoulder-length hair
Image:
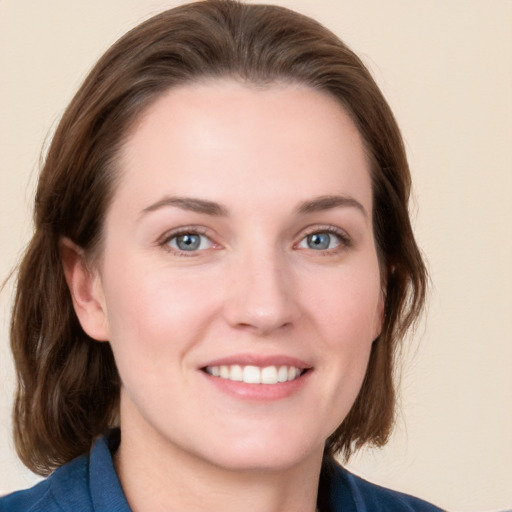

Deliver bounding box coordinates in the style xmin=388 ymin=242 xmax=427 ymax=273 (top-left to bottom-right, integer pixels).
xmin=10 ymin=0 xmax=426 ymax=475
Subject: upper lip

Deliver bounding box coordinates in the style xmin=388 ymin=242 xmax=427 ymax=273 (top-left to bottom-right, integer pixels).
xmin=200 ymin=354 xmax=312 ymax=370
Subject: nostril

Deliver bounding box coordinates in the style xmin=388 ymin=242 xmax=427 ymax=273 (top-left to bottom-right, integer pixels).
xmin=222 ymin=266 xmax=300 ymax=334
xmin=234 ymin=319 xmax=293 ymax=336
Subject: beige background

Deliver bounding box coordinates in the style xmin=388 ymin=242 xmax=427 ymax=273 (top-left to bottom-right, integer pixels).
xmin=1 ymin=1 xmax=511 ymax=510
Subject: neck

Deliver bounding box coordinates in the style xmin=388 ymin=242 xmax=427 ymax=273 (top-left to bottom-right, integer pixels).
xmin=114 ymin=419 xmax=323 ymax=512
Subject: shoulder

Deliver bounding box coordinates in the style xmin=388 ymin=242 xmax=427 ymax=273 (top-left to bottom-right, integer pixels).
xmin=1 ymin=432 xmax=129 ymax=512
xmin=0 ymin=454 xmax=92 ymax=512
xmin=343 ymin=469 xmax=444 ymax=511
xmin=324 ymin=459 xmax=444 ymax=511
xmin=0 ymin=479 xmax=54 ymax=512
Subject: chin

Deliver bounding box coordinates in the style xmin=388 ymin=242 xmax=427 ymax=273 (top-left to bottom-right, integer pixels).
xmin=194 ymin=432 xmax=325 ymax=473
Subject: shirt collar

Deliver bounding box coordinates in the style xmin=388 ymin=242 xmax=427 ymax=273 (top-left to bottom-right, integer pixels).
xmin=89 ymin=430 xmax=132 ymax=512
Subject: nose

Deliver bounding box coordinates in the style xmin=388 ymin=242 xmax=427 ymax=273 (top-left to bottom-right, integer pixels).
xmin=222 ymin=248 xmax=299 ymax=336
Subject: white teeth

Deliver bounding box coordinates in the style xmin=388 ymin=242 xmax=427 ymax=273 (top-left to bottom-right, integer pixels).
xmin=261 ymin=366 xmax=278 ymax=384
xmin=288 ymin=367 xmax=299 ymax=380
xmin=243 ymin=365 xmax=261 ymax=384
xmin=277 ymin=366 xmax=289 ymax=382
xmin=205 ymin=364 xmax=304 ymax=384
xmin=230 ymin=365 xmax=243 ymax=381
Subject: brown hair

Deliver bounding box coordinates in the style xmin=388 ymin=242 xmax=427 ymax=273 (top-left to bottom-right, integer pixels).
xmin=10 ymin=0 xmax=427 ymax=475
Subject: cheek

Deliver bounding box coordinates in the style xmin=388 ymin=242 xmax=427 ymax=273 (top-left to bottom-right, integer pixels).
xmin=307 ymin=264 xmax=382 ymax=394
xmin=309 ymin=267 xmax=382 ymax=340
xmin=100 ymin=260 xmax=221 ymax=361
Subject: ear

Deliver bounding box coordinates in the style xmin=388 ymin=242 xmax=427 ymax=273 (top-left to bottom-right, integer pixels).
xmin=60 ymin=238 xmax=110 ymax=342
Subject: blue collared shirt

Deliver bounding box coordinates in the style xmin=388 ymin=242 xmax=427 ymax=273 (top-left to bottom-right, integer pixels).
xmin=1 ymin=433 xmax=443 ymax=511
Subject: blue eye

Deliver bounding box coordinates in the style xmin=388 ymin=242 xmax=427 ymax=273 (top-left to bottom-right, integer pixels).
xmin=167 ymin=233 xmax=212 ymax=252
xmin=299 ymin=231 xmax=342 ymax=251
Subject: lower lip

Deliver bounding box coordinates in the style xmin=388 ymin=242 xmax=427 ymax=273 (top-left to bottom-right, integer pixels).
xmin=200 ymin=370 xmax=311 ymax=401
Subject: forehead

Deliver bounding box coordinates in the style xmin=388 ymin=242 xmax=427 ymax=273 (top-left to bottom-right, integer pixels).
xmin=114 ymin=79 xmax=372 ymax=216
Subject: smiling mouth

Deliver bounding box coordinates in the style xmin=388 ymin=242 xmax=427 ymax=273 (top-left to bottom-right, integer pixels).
xmin=203 ymin=365 xmax=307 ymax=385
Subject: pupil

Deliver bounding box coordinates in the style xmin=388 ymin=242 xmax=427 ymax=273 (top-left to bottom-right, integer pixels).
xmin=308 ymin=233 xmax=330 ymax=250
xmin=177 ymin=234 xmax=200 ymax=250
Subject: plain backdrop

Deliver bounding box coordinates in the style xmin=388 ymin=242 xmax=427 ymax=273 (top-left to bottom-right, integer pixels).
xmin=1 ymin=1 xmax=511 ymax=511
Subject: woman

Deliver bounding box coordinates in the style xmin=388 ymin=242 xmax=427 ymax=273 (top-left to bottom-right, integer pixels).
xmin=1 ymin=1 xmax=441 ymax=510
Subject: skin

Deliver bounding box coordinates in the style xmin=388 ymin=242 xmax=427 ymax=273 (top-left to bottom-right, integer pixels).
xmin=63 ymin=80 xmax=384 ymax=512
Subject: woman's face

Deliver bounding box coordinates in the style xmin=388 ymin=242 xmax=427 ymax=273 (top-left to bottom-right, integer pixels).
xmin=85 ymin=80 xmax=383 ymax=472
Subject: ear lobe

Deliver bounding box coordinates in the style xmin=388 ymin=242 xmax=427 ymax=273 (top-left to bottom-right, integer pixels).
xmin=60 ymin=237 xmax=110 ymax=342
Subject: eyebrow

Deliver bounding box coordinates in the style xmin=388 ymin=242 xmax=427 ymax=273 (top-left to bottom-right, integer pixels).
xmin=140 ymin=194 xmax=367 ymax=219
xmin=140 ymin=196 xmax=229 ymax=217
xmin=296 ymin=195 xmax=367 ymax=218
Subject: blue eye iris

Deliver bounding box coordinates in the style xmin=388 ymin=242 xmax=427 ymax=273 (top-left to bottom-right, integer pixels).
xmin=175 ymin=234 xmax=201 ymax=251
xmin=306 ymin=233 xmax=332 ymax=250
xmin=164 ymin=230 xmax=213 ymax=254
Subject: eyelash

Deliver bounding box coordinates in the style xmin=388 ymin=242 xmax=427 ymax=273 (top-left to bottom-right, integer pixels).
xmin=296 ymin=225 xmax=352 ymax=254
xmin=158 ymin=226 xmax=216 ymax=257
xmin=157 ymin=225 xmax=352 ymax=257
